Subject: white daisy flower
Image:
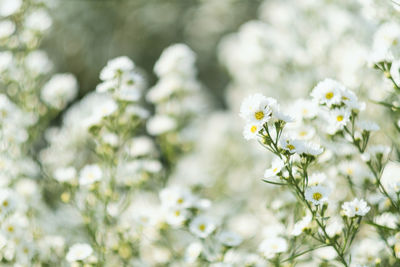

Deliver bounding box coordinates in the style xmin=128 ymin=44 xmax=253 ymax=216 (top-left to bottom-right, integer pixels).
xmin=41 ymin=73 xmax=78 ymax=110
xmin=327 ymin=107 xmax=350 ymax=133
xmin=189 ymin=216 xmax=217 ymax=239
xmin=291 ymin=214 xmax=312 ymax=236
xmin=239 ymin=94 xmax=274 ymax=125
xmin=342 ymin=198 xmax=370 ymax=217
xmin=305 ymin=185 xmax=330 ymax=206
xmin=147 ymin=115 xmax=176 ymax=135
xmin=185 ymin=242 xmax=203 ymax=263
xmin=356 ymin=120 xmax=380 ymax=132
xmin=279 ymin=136 xmax=302 ymax=154
xmin=291 ymin=99 xmax=318 ymax=120
xmin=66 ymin=243 xmax=93 ymax=262
xmin=159 ymin=186 xmax=194 ymax=209
xmin=216 ymin=231 xmax=242 ymax=247
xmin=311 ymin=78 xmax=344 ymax=107
xmin=79 ymin=164 xmax=103 ymax=186
xmin=264 ymin=158 xmax=285 ymax=178
xmin=296 ymin=142 xmax=323 ymax=156
xmin=100 ymin=56 xmax=134 ymax=81
xmin=243 ymin=123 xmax=261 ymax=140
xmin=165 ymin=207 xmax=189 ymax=227
xmin=258 ymin=237 xmax=288 ymax=259
xmin=53 ymin=167 xmax=76 ymax=183
xmin=308 ymin=172 xmax=327 ymax=186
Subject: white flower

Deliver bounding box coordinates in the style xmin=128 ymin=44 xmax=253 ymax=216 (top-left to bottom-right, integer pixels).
xmin=0 ymin=20 xmax=14 ymax=39
xmin=165 ymin=207 xmax=189 ymax=227
xmin=291 ymin=99 xmax=318 ymax=120
xmin=54 ymin=167 xmax=76 ymax=183
xmin=25 ymin=50 xmax=53 ymax=74
xmin=296 ymin=141 xmax=323 ymax=156
xmin=342 ymin=198 xmax=370 ymax=217
xmin=357 ymin=120 xmax=380 ymax=132
xmin=66 ymin=243 xmax=93 ymax=262
xmin=311 ymin=78 xmax=344 ymax=107
xmin=264 ymin=158 xmax=285 ymax=178
xmin=159 ymin=186 xmax=194 ymax=209
xmin=41 ymin=74 xmax=78 ymax=109
xmin=291 ymin=214 xmax=312 ymax=236
xmin=327 ymin=107 xmax=350 ymax=133
xmin=243 ymin=123 xmax=261 ymax=140
xmin=79 ymin=164 xmax=103 ymax=186
xmin=279 ymin=136 xmax=302 ymax=153
xmin=25 ymin=9 xmax=52 ymax=32
xmin=0 ymin=51 xmax=12 ymax=72
xmin=258 ymin=237 xmax=288 ymax=259
xmin=185 ymin=242 xmax=203 ymax=263
xmin=240 ymin=94 xmax=274 ymax=125
xmin=189 ymin=216 xmax=217 ymax=238
xmin=308 ymin=172 xmax=327 ymax=186
xmin=100 ymin=56 xmax=134 ymax=81
xmin=154 ymin=43 xmax=196 ymax=78
xmin=0 ymin=0 xmax=22 ymax=17
xmin=216 ymin=231 xmax=242 ymax=247
xmin=305 ymin=185 xmax=330 ymax=206
xmin=0 ymin=189 xmax=16 ymax=217
xmin=147 ymin=115 xmax=176 ymax=135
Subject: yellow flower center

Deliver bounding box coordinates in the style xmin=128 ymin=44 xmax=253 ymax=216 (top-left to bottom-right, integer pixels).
xmin=250 ymin=125 xmax=258 ymax=133
xmin=255 ymin=111 xmax=264 ymax=120
xmin=175 ymin=210 xmax=180 ymax=216
xmin=7 ymin=226 xmax=14 ymax=232
xmin=286 ymin=144 xmax=295 ymax=150
xmin=3 ymin=201 xmax=8 ymax=207
xmin=273 ymin=168 xmax=278 ymax=173
xmin=336 ymin=115 xmax=343 ymax=122
xmin=198 ymin=224 xmax=206 ymax=231
xmin=355 ymin=207 xmax=359 ymax=212
xmin=325 ymin=92 xmax=334 ymax=99
xmin=177 ymin=198 xmax=184 ymax=204
xmin=312 ymin=192 xmax=322 ymax=201
xmin=299 ymin=131 xmax=307 ymax=137
xmin=342 ymin=96 xmax=349 ymax=101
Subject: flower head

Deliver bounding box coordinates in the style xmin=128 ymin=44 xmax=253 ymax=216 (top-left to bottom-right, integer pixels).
xmin=66 ymin=243 xmax=93 ymax=262
xmin=342 ymin=198 xmax=370 ymax=217
xmin=305 ymin=185 xmax=330 ymax=206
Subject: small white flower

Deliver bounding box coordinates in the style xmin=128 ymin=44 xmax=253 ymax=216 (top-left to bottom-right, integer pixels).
xmin=159 ymin=186 xmax=194 ymax=209
xmin=357 ymin=120 xmax=380 ymax=132
xmin=216 ymin=231 xmax=242 ymax=247
xmin=264 ymin=158 xmax=285 ymax=178
xmin=185 ymin=242 xmax=203 ymax=263
xmin=41 ymin=74 xmax=78 ymax=109
xmin=342 ymin=198 xmax=370 ymax=217
xmin=308 ymin=172 xmax=327 ymax=186
xmin=189 ymin=216 xmax=217 ymax=238
xmin=100 ymin=56 xmax=134 ymax=81
xmin=291 ymin=214 xmax=312 ymax=236
xmin=311 ymin=78 xmax=344 ymax=107
xmin=279 ymin=136 xmax=302 ymax=153
xmin=258 ymin=237 xmax=288 ymax=259
xmin=305 ymin=185 xmax=330 ymax=206
xmin=165 ymin=207 xmax=189 ymax=227
xmin=53 ymin=167 xmax=76 ymax=183
xmin=243 ymin=123 xmax=261 ymax=140
xmin=66 ymin=243 xmax=93 ymax=262
xmin=0 ymin=189 xmax=16 ymax=217
xmin=79 ymin=164 xmax=102 ymax=186
xmin=332 ymin=108 xmax=350 ymax=128
xmin=240 ymin=94 xmax=274 ymax=125
xmin=0 ymin=20 xmax=15 ymax=39
xmin=296 ymin=141 xmax=323 ymax=156
xmin=147 ymin=115 xmax=176 ymax=135
xmin=0 ymin=0 xmax=22 ymax=17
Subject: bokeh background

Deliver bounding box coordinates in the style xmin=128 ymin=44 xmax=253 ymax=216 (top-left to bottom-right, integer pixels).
xmin=43 ymin=0 xmax=262 ymax=108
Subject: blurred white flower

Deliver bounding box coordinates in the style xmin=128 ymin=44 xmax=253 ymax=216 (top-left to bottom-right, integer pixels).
xmin=189 ymin=216 xmax=217 ymax=238
xmin=305 ymin=185 xmax=330 ymax=206
xmin=79 ymin=164 xmax=102 ymax=186
xmin=342 ymin=198 xmax=370 ymax=217
xmin=41 ymin=74 xmax=78 ymax=109
xmin=66 ymin=243 xmax=93 ymax=262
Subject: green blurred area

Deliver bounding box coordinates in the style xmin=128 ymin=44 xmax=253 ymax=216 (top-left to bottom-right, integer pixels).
xmin=42 ymin=0 xmax=262 ymax=108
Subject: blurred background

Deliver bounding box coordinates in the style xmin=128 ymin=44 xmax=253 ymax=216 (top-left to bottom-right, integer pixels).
xmin=43 ymin=0 xmax=262 ymax=108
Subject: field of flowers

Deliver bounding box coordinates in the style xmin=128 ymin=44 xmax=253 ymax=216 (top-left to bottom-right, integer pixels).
xmin=1 ymin=0 xmax=400 ymax=266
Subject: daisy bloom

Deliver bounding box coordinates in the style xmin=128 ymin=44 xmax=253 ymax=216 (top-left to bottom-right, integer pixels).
xmin=216 ymin=231 xmax=243 ymax=247
xmin=264 ymin=158 xmax=285 ymax=178
xmin=243 ymin=123 xmax=261 ymax=140
xmin=305 ymin=185 xmax=330 ymax=206
xmin=342 ymin=198 xmax=370 ymax=217
xmin=79 ymin=164 xmax=103 ymax=186
xmin=291 ymin=214 xmax=312 ymax=236
xmin=239 ymin=93 xmax=274 ymax=125
xmin=189 ymin=216 xmax=217 ymax=239
xmin=311 ymin=78 xmax=344 ymax=107
xmin=66 ymin=243 xmax=93 ymax=262
xmin=258 ymin=237 xmax=288 ymax=259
